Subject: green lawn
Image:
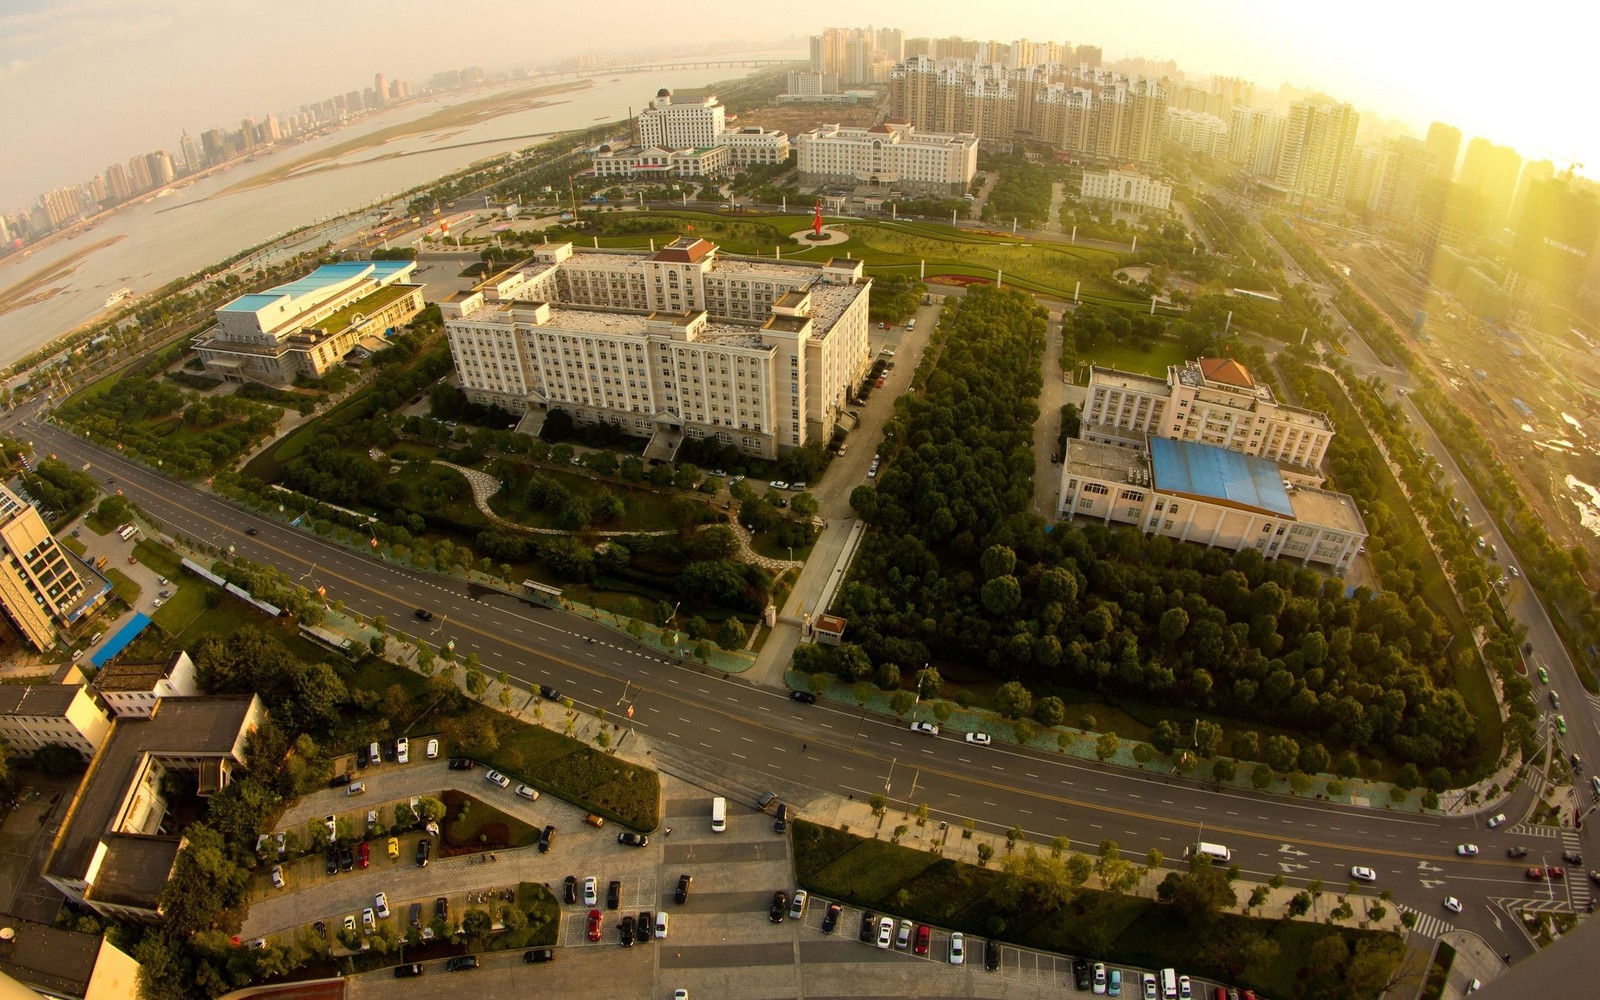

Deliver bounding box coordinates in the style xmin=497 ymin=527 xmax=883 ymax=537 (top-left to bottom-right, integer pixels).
xmin=440 ymin=789 xmax=541 ymax=851
xmin=104 ymin=568 xmax=140 ymax=606
xmin=1076 ymin=339 xmax=1190 ymax=380
xmin=489 ymin=463 xmax=708 ymax=533
xmin=60 ymin=536 xmax=87 ymax=556
xmin=793 ymin=820 xmax=1402 ymax=1000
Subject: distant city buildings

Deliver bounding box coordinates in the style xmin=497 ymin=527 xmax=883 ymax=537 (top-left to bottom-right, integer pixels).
xmin=442 ymin=238 xmax=872 ymax=460
xmin=1163 ymin=108 xmax=1230 ymax=158
xmin=194 ymin=261 xmax=424 ymax=384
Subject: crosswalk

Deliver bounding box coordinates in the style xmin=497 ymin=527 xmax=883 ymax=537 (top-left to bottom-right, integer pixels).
xmin=1397 ymin=903 xmax=1455 ymax=939
xmin=1563 ymin=830 xmax=1591 ymax=911
xmin=1507 ymin=822 xmax=1559 ymax=840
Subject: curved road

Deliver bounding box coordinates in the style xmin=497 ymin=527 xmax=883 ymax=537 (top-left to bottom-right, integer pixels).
xmin=8 ymin=404 xmax=1584 ymax=959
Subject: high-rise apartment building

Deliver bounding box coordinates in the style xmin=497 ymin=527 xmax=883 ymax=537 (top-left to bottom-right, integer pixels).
xmin=1164 ymin=109 xmax=1229 ymax=158
xmin=1424 ymin=122 xmax=1461 ymax=181
xmin=104 ymin=163 xmax=132 ymax=203
xmin=0 ymin=485 xmax=101 ymax=651
xmin=1228 ymin=106 xmax=1282 ymax=178
xmin=1274 ymin=98 xmax=1360 ymax=203
xmin=1458 ymin=137 xmax=1522 ymax=232
xmin=126 ymin=154 xmax=153 ymax=194
xmin=178 ymin=131 xmax=204 ymax=174
xmin=443 ymin=239 xmax=872 ymax=459
xmin=146 ymin=151 xmax=175 ymax=188
xmin=1367 ymin=136 xmax=1434 ymax=223
xmin=1507 ymin=177 xmax=1600 ymax=315
xmin=1511 ymin=159 xmax=1555 ymax=229
xmin=374 ymin=73 xmax=388 ymax=106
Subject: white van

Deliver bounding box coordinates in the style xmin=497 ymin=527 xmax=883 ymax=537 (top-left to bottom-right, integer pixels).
xmin=905 ymin=319 xmax=916 ymax=330
xmin=1187 ymin=842 xmax=1232 ymax=863
xmin=710 ymin=796 xmax=727 ymax=833
xmin=654 ymin=912 xmax=669 ymax=939
xmin=118 ymin=523 xmax=138 ymax=541
xmin=1159 ymin=968 xmax=1178 ymax=1000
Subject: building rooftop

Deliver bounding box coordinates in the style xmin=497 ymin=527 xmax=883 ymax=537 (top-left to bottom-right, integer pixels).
xmin=0 ymin=913 xmax=104 ymax=998
xmin=90 ymin=835 xmax=184 ymax=908
xmin=1149 ymin=437 xmax=1295 ymax=517
xmin=1065 ymin=439 xmax=1145 ymax=485
xmin=1089 ymin=365 xmax=1170 ymax=390
xmin=217 ymin=261 xmax=413 ymax=313
xmin=93 ymin=653 xmax=182 ymax=693
xmin=1198 ymin=356 xmax=1256 ymax=388
xmin=0 ymin=683 xmax=81 ymax=718
xmin=1288 ymin=486 xmax=1367 ymax=534
xmin=650 ymin=237 xmax=715 ymax=264
xmin=46 ymin=696 xmax=260 ymax=887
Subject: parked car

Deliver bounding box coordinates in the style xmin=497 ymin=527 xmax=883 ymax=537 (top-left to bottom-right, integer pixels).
xmin=415 ymin=839 xmax=430 ymax=867
xmin=539 ymin=685 xmax=563 ymax=700
xmin=876 ymin=916 xmax=894 ymax=949
xmin=607 ymin=880 xmax=621 ymax=909
xmin=965 ymin=732 xmax=992 ymax=745
xmin=769 ymin=891 xmax=788 ymax=923
xmin=356 ymin=842 xmax=370 ymax=869
xmin=395 ymin=737 xmax=409 ymax=764
xmin=788 ymin=889 xmax=808 ymax=920
xmin=619 ymin=915 xmax=636 ymax=947
xmin=949 ymin=931 xmax=965 ymax=965
xmin=524 ymin=947 xmax=555 ymax=963
xmin=339 ymin=845 xmax=354 ymax=872
xmin=859 ymin=910 xmax=878 ymax=942
xmin=408 ymin=902 xmax=422 ymax=929
xmin=445 ymin=956 xmax=478 ymax=972
xmin=448 ymin=758 xmax=474 ymax=771
xmin=675 ymin=874 xmax=692 ymax=904
xmin=386 ymin=837 xmax=399 ymax=860
xmin=435 ymin=896 xmax=449 ymax=921
xmin=361 ymin=908 xmax=375 ymax=932
xmin=583 ymin=876 xmax=598 ymax=906
xmin=485 ymin=770 xmax=511 ymax=789
xmin=896 ymin=919 xmax=913 ymax=949
xmin=1074 ymin=958 xmax=1092 ymax=990
xmin=394 ymin=963 xmax=423 ymax=977
xmin=821 ymin=903 xmax=842 ymax=933
xmin=1094 ymin=962 xmax=1108 ymax=994
xmin=346 ymin=781 xmax=366 ymax=796
xmin=637 ymin=910 xmax=653 ymax=945
xmin=618 ymin=831 xmax=649 ymax=848
xmin=539 ymin=824 xmax=556 ymax=852
xmin=374 ymin=892 xmax=390 ymax=919
xmin=425 ymin=738 xmax=439 ymax=759
xmin=324 ymin=852 xmax=338 ymax=876
xmin=913 ymin=923 xmax=931 ymax=955
xmin=270 ymin=865 xmax=284 ymax=889
xmin=985 ymin=937 xmax=1000 ymax=971
xmin=516 ymin=783 xmax=539 ymax=800
xmin=587 ymin=909 xmax=603 ymax=941
xmin=789 ymin=690 xmax=817 ymax=704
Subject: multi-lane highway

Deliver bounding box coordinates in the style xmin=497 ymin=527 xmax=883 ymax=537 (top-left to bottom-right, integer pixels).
xmin=7 ymin=398 xmax=1589 ymax=959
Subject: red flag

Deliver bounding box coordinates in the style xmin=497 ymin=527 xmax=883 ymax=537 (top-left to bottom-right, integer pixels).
xmin=626 ymin=704 xmax=634 ymax=718
xmin=370 ymin=537 xmax=379 ymax=548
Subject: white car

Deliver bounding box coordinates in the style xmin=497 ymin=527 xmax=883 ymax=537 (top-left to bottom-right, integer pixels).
xmin=1142 ymin=973 xmax=1158 ymax=1000
xmin=361 ymin=908 xmax=375 ymax=932
xmin=1487 ymin=813 xmax=1507 ymax=828
xmin=949 ymin=932 xmax=965 ymax=965
xmin=1444 ymin=896 xmax=1464 ymax=913
xmin=876 ymin=916 xmax=894 ymax=949
xmin=788 ymin=889 xmax=807 ymax=920
xmin=1094 ymin=962 xmax=1108 ymax=994
xmin=485 ymin=770 xmax=511 ymax=789
xmin=768 ymin=480 xmax=790 ymax=490
xmin=1349 ymin=866 xmax=1378 ymax=883
xmin=426 ymin=738 xmax=439 ymax=759
xmin=910 ymin=721 xmax=940 ymax=736
xmin=516 ymin=783 xmax=539 ymax=800
xmin=396 ymin=737 xmax=409 ymax=764
xmin=374 ymin=892 xmax=390 ymax=919
xmin=270 ymin=865 xmax=284 ymax=889
xmin=152 ymin=598 xmax=164 ymax=609
xmin=583 ymin=876 xmax=598 ymax=906
xmin=965 ymin=732 xmax=992 ymax=745
xmin=1177 ymin=976 xmax=1192 ymax=1000
xmin=1456 ymin=844 xmax=1479 ymax=856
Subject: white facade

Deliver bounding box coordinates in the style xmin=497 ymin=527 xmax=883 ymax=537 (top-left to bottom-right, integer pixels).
xmin=795 ymin=122 xmax=978 ymax=195
xmin=721 ymin=127 xmax=790 ymax=167
xmin=1080 ymin=358 xmax=1333 ymax=472
xmin=94 ymin=651 xmax=200 ymax=719
xmin=1080 ymin=169 xmax=1173 ymax=212
xmin=593 ymin=144 xmax=731 ymax=181
xmin=1163 ymin=108 xmax=1229 ymax=158
xmin=637 ymin=90 xmax=725 ymax=150
xmin=446 ymin=240 xmax=872 ymax=458
xmin=0 ymin=684 xmax=112 ymax=758
xmin=1275 ymin=99 xmax=1360 ymax=203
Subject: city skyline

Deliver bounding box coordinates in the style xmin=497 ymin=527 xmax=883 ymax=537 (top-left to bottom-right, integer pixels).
xmin=1 ymin=1 xmax=1593 ymax=214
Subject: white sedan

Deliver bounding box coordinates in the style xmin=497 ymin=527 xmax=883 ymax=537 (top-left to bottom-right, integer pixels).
xmin=1444 ymin=896 xmax=1464 ymax=913
xmin=1456 ymin=844 xmax=1479 ymax=857
xmin=1487 ymin=813 xmax=1507 ymax=828
xmin=910 ymin=721 xmax=940 ymax=736
xmin=964 ymin=732 xmax=992 ymax=746
xmin=1349 ymin=866 xmax=1378 ymax=882
xmin=485 ymin=769 xmax=511 ymax=789
xmin=949 ymin=932 xmax=965 ymax=965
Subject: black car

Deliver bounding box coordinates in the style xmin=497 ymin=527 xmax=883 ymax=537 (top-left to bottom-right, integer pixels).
xmin=607 ymin=880 xmax=621 ymax=909
xmin=618 ymin=831 xmax=649 ymax=848
xmin=859 ymin=910 xmax=877 ymax=942
xmin=523 ymin=948 xmax=555 ymax=963
xmin=1073 ymin=958 xmax=1091 ymax=990
xmin=435 ymin=896 xmax=449 ymax=921
xmin=324 ymin=852 xmax=338 ymax=876
xmin=675 ymin=874 xmax=692 ymax=904
xmin=539 ymin=824 xmax=556 ymax=853
xmin=448 ymin=758 xmax=475 ymax=771
xmin=985 ymin=937 xmax=1001 ymax=971
xmin=338 ymin=845 xmax=354 ymax=872
xmin=445 ymin=955 xmax=478 ymax=972
xmin=1508 ymin=846 xmax=1529 ymax=858
xmin=564 ymin=875 xmax=579 ymax=904
xmin=356 ymin=745 xmax=370 ymax=769
xmin=789 ymin=690 xmax=817 ymax=704
xmin=415 ymin=838 xmax=431 ymax=867
xmin=328 ymin=771 xmax=352 ymax=787
xmin=821 ymin=903 xmax=842 ymax=934
xmin=245 ymin=527 xmax=258 ymax=536
xmin=637 ymin=910 xmax=653 ymax=944
xmin=409 ymin=902 xmax=423 ymax=929
xmin=769 ymin=891 xmax=789 ymax=923
xmin=414 ymin=608 xmax=434 ymax=621
xmin=1565 ymin=851 xmax=1585 ymax=865
xmin=382 ymin=742 xmax=397 ymax=762
xmin=394 ymin=963 xmax=424 ymax=978
xmin=539 ymin=685 xmax=563 ymax=701
xmin=619 ymin=915 xmax=635 ymax=947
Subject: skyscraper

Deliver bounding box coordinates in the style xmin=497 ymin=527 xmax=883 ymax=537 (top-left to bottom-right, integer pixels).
xmin=374 ymin=72 xmax=389 ymax=106
xmin=1424 ymin=122 xmax=1461 ymax=181
xmin=1229 ymin=107 xmax=1282 ymax=178
xmin=1511 ymin=159 xmax=1555 ymax=229
xmin=179 ymin=131 xmax=204 ymax=174
xmin=1458 ymin=137 xmax=1522 ymax=232
xmin=1507 ymin=176 xmax=1600 ymax=315
xmin=1367 ymin=136 xmax=1435 ymax=223
xmin=1275 ymin=99 xmax=1360 ymax=203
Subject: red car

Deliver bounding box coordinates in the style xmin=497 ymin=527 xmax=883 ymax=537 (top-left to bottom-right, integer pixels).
xmin=1550 ymin=866 xmax=1567 ymax=880
xmin=587 ymin=909 xmax=603 ymax=941
xmin=875 ymin=377 xmax=887 ymax=389
xmin=1526 ymin=867 xmax=1546 ymax=880
xmin=356 ymin=842 xmax=369 ymax=869
xmin=913 ymin=924 xmax=931 ymax=955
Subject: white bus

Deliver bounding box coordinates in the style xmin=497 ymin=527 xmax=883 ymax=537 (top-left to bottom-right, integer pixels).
xmin=710 ymin=796 xmax=727 ymax=833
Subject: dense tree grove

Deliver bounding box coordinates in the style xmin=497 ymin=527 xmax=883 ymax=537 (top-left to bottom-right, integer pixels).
xmin=841 ymin=287 xmax=1480 ymax=772
xmin=58 ymin=376 xmax=282 ymax=478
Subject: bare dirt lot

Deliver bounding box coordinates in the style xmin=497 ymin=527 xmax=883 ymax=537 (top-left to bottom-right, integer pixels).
xmin=733 ymin=102 xmax=881 ymax=136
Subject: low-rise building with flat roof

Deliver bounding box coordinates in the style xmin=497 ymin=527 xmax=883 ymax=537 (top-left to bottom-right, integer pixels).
xmin=795 ymin=121 xmax=978 ymax=195
xmin=0 ymin=912 xmax=141 ymax=1000
xmin=92 ymin=651 xmax=199 ymax=719
xmin=0 ymin=684 xmax=112 ymax=758
xmin=42 ymin=695 xmax=265 ymax=921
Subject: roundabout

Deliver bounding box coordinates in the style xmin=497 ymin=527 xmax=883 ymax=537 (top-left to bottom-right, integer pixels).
xmin=787 ymin=226 xmax=850 ymax=248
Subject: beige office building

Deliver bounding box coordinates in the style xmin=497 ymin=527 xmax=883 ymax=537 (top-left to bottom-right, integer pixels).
xmin=444 ymin=239 xmax=872 ymax=459
xmin=795 ymin=122 xmax=978 ymax=195
xmin=0 ymin=484 xmax=100 ymax=650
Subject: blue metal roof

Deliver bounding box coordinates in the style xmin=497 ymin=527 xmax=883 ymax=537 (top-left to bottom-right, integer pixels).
xmin=1149 ymin=437 xmax=1294 ymax=517
xmin=91 ymin=613 xmax=152 ymax=668
xmin=219 ymin=261 xmax=412 ymax=312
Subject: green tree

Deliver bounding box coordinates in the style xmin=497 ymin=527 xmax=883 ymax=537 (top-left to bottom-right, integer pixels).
xmin=1095 ymin=732 xmax=1119 ymax=761
xmin=889 ymin=690 xmax=917 ymax=716
xmin=716 ymin=617 xmax=749 ymax=650
xmin=994 ymin=681 xmax=1033 ymax=719
xmin=1211 ymin=758 xmax=1238 ymax=783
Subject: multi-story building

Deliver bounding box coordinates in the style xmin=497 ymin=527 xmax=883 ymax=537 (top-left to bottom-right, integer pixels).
xmin=786 ymin=71 xmax=840 ymax=97
xmin=93 ymin=651 xmax=201 ymax=719
xmin=1458 ymin=137 xmax=1523 ymax=231
xmin=720 ymin=127 xmax=791 ymax=167
xmin=443 ymin=238 xmax=872 ymax=459
xmin=0 ymin=484 xmax=103 ymax=651
xmin=1367 ymin=136 xmax=1435 ymax=223
xmin=1163 ymin=108 xmax=1229 ymax=158
xmin=1275 ymin=98 xmax=1360 ymax=203
xmin=1507 ymin=176 xmax=1600 ymax=316
xmin=1424 ymin=122 xmax=1461 ymax=181
xmin=1079 ymin=357 xmax=1334 ymax=472
xmin=795 ymin=122 xmax=978 ymax=195
xmin=0 ymin=683 xmax=113 ymax=759
xmin=593 ymin=144 xmax=732 ymax=181
xmin=194 ymin=261 xmax=423 ymax=384
xmin=1228 ymin=106 xmax=1282 ymax=178
xmin=637 ymin=90 xmax=725 ymax=150
xmin=1080 ymin=169 xmax=1173 ymax=212
xmin=1062 ymin=357 xmax=1361 ymax=569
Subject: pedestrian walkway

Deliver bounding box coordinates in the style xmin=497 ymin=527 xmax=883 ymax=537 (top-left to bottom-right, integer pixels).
xmin=1396 ymin=903 xmax=1455 ymax=940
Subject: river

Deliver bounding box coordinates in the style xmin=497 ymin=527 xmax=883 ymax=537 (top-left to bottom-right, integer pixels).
xmin=0 ymin=53 xmax=799 ymax=368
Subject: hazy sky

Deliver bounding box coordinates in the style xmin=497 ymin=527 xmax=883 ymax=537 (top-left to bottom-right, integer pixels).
xmin=2 ymin=0 xmax=1593 ymax=212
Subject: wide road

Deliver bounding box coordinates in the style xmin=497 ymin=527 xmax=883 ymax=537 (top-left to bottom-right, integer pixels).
xmin=8 ymin=406 xmax=1578 ymax=956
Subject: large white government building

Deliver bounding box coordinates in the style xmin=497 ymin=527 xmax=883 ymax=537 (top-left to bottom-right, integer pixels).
xmin=592 ymin=88 xmax=789 ymax=181
xmin=194 ymin=261 xmax=424 ymax=384
xmin=443 ymin=238 xmax=872 ymax=460
xmin=1060 ymin=358 xmax=1365 ymax=569
xmin=795 ymin=121 xmax=978 ymax=194
xmin=1079 ymin=168 xmax=1173 ymax=212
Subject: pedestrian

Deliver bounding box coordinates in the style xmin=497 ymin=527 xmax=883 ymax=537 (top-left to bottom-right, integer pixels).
xmin=802 ymin=742 xmax=808 ymax=752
